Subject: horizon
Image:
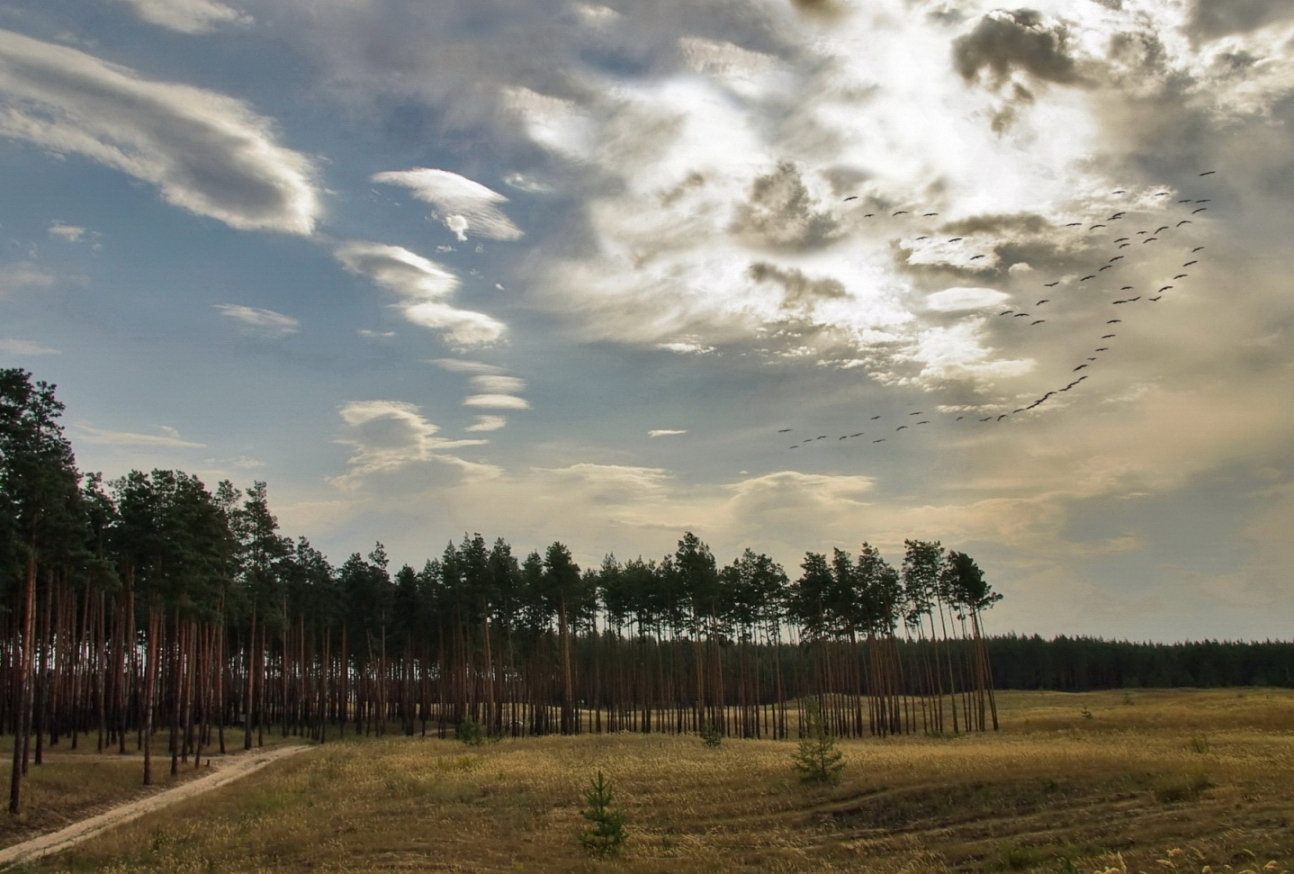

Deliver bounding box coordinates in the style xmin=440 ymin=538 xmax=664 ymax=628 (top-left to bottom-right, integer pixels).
xmin=2 ymin=0 xmax=1292 ymax=644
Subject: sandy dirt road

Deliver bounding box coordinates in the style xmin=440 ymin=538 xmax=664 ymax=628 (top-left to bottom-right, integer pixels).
xmin=0 ymin=743 xmax=311 ymax=869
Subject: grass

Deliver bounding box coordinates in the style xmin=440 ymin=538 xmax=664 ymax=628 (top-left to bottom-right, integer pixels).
xmin=0 ymin=728 xmax=304 ymax=849
xmin=11 ymin=688 xmax=1294 ymax=873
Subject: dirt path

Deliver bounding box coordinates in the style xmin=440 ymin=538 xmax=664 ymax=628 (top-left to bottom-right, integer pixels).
xmin=0 ymin=744 xmax=311 ymax=869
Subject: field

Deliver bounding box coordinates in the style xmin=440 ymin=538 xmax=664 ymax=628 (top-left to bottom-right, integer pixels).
xmin=5 ymin=688 xmax=1293 ymax=874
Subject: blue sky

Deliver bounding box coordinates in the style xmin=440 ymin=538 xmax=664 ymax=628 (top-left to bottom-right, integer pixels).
xmin=2 ymin=0 xmax=1293 ymax=641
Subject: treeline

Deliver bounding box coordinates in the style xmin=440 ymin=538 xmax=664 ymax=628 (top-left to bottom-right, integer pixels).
xmin=986 ymin=635 xmax=1294 ymax=691
xmin=1 ymin=367 xmax=1005 ymax=814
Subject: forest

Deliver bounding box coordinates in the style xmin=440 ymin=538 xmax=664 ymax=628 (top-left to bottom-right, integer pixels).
xmin=2 ymin=367 xmax=1288 ymax=820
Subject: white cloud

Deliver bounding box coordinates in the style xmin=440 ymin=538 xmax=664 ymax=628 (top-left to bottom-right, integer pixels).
xmin=463 ymin=394 xmax=530 ymax=410
xmin=403 ymin=302 xmax=507 ymax=348
xmin=0 ymin=338 xmax=60 ymax=355
xmin=331 ymin=399 xmax=492 ymax=490
xmin=926 ymin=287 xmax=1010 ymax=313
xmin=648 ymin=429 xmax=687 ymax=437
xmin=465 ymin=415 xmax=507 ymax=432
xmin=47 ymin=222 xmax=90 ymax=243
xmin=104 ymin=0 xmax=251 ymax=34
xmin=75 ymin=423 xmax=206 ymax=448
xmin=372 ymin=168 xmax=523 ymax=242
xmin=0 ymin=29 xmax=318 ymax=234
xmin=428 ymin=358 xmax=503 ymax=375
xmin=214 ymin=304 xmax=299 ymax=337
xmin=334 ymin=242 xmax=506 ymax=348
xmin=0 ymin=262 xmax=57 ymax=295
xmin=469 ymin=374 xmax=525 ymax=393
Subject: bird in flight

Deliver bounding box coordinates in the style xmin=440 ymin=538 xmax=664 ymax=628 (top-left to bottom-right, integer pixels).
xmin=1192 ymin=207 xmax=1208 ymax=214
xmin=1199 ymin=170 xmax=1216 ymax=176
xmin=1176 ymin=220 xmax=1191 ymax=227
xmin=922 ymin=212 xmax=939 ymax=217
xmin=1031 ymin=319 xmax=1045 ymax=325
xmin=777 ymin=428 xmax=792 ymax=433
xmin=947 ymin=237 xmax=963 ymax=242
xmin=1044 ymin=281 xmax=1059 ymax=287
xmin=1183 ymin=260 xmax=1198 ymax=267
xmin=1080 ymin=275 xmax=1095 ymax=281
xmin=1036 ymin=299 xmax=1050 ymax=305
xmin=1107 ymin=319 xmax=1122 ymax=324
xmin=892 ymin=210 xmax=908 ymax=216
xmin=844 ymin=195 xmax=858 ymax=201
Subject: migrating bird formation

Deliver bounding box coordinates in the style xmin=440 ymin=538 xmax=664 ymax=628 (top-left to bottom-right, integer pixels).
xmin=784 ymin=174 xmax=1219 ymax=450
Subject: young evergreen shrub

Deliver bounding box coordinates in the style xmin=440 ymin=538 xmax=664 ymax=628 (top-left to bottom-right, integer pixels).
xmin=792 ymin=698 xmax=844 ymax=785
xmin=699 ymin=718 xmax=722 ymax=748
xmin=457 ymin=714 xmax=485 ymax=746
xmin=578 ymin=770 xmax=627 ymax=857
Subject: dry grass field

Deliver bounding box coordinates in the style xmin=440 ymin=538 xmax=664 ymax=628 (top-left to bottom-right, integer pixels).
xmin=6 ymin=688 xmax=1293 ymax=874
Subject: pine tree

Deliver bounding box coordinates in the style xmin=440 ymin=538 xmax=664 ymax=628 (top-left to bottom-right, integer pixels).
xmin=578 ymin=770 xmax=627 ymax=857
xmin=792 ymin=697 xmax=844 ymax=784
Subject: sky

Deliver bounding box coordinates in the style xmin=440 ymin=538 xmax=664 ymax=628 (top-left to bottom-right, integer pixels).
xmin=2 ymin=0 xmax=1292 ymax=642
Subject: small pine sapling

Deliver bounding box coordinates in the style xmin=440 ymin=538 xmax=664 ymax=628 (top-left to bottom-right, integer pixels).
xmin=578 ymin=770 xmax=627 ymax=857
xmin=457 ymin=713 xmax=485 ymax=746
xmin=699 ymin=718 xmax=722 ymax=748
xmin=792 ymin=698 xmax=845 ymax=785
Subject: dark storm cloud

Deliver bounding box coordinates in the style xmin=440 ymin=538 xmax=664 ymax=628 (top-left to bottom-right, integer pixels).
xmin=952 ymin=9 xmax=1084 ymax=88
xmin=730 ymin=161 xmax=841 ymax=251
xmin=1188 ymin=0 xmax=1294 ymax=40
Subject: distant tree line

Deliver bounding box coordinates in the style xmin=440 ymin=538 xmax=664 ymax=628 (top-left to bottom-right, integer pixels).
xmin=984 ymin=634 xmax=1294 ymax=691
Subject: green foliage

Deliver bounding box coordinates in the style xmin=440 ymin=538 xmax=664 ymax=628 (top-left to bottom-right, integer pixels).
xmin=457 ymin=714 xmax=486 ymax=746
xmin=792 ymin=698 xmax=844 ymax=785
xmin=699 ymin=719 xmax=722 ymax=748
xmin=578 ymin=770 xmax=627 ymax=857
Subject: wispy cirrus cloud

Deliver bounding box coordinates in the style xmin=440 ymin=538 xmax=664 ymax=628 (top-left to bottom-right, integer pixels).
xmin=372 ymin=168 xmax=522 ymax=242
xmin=648 ymin=429 xmax=687 ymax=437
xmin=214 ymin=304 xmax=299 ymax=337
xmin=103 ymin=0 xmax=251 ymax=34
xmin=465 ymin=415 xmax=507 ymax=432
xmin=0 ymin=338 xmax=60 ymax=356
xmin=0 ymin=29 xmax=318 ymax=234
xmin=334 ymin=241 xmax=506 ymax=348
xmin=75 ymin=423 xmax=206 ymax=448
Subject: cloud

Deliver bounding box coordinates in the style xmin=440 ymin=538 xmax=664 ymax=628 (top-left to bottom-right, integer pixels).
xmin=0 ymin=30 xmax=318 ymax=234
xmin=952 ymin=9 xmax=1084 ymax=88
xmin=47 ymin=222 xmax=91 ymax=243
xmin=925 ymin=287 xmax=1010 ymax=312
xmin=730 ymin=162 xmax=841 ymax=251
xmin=428 ymin=358 xmax=504 ymax=375
xmin=372 ymin=168 xmax=523 ymax=242
xmin=75 ymin=423 xmax=206 ymax=448
xmin=214 ymin=304 xmax=299 ymax=337
xmin=463 ymin=394 xmax=530 ymax=410
xmin=334 ymin=242 xmax=506 ymax=347
xmin=469 ymin=374 xmax=525 ymax=394
xmin=331 ymin=399 xmax=492 ymax=490
xmin=0 ymin=338 xmax=60 ymax=356
xmin=648 ymin=429 xmax=687 ymax=437
xmin=465 ymin=415 xmax=507 ymax=432
xmin=104 ymin=0 xmax=252 ymax=34
xmin=1188 ymin=0 xmax=1294 ymax=40
xmin=0 ymin=262 xmax=57 ymax=295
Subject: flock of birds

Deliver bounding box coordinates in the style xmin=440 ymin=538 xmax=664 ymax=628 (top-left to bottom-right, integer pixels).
xmin=780 ymin=171 xmax=1218 ymax=450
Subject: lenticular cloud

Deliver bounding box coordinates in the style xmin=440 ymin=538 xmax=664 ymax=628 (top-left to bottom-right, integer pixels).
xmin=372 ymin=168 xmax=523 ymax=242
